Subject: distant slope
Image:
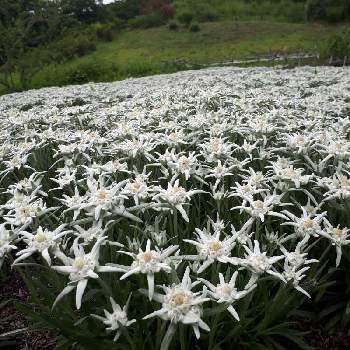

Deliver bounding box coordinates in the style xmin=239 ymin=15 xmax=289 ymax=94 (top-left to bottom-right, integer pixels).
xmin=6 ymin=20 xmax=345 ymax=94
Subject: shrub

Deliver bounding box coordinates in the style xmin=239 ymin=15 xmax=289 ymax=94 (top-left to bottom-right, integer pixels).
xmin=177 ymin=11 xmax=194 ymax=26
xmin=199 ymin=9 xmax=220 ymax=22
xmin=168 ymin=20 xmax=179 ymax=31
xmin=63 ymin=61 xmax=110 ymax=85
xmin=305 ymin=0 xmax=350 ymax=22
xmin=111 ymin=17 xmax=127 ymax=30
xmin=47 ymin=34 xmax=96 ymax=64
xmin=128 ymin=14 xmax=165 ymax=29
xmin=95 ymin=24 xmax=114 ymax=42
xmin=74 ymin=36 xmax=97 ymax=57
xmin=189 ymin=22 xmax=200 ymax=32
xmin=320 ymin=29 xmax=350 ymax=61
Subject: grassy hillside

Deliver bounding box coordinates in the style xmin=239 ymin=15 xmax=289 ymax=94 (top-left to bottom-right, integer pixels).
xmin=2 ymin=20 xmax=345 ymax=94
xmin=173 ymin=0 xmax=306 ymax=23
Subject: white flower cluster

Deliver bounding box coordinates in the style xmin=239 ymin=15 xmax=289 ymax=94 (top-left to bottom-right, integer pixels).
xmin=0 ymin=66 xmax=349 ymax=348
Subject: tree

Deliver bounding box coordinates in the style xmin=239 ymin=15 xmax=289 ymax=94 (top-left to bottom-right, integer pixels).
xmin=0 ymin=0 xmax=63 ymax=92
xmin=61 ymin=0 xmax=104 ymax=23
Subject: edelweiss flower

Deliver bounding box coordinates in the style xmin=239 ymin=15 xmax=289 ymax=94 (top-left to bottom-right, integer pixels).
xmin=282 ymin=262 xmax=311 ymax=298
xmin=153 ymin=179 xmax=204 ymax=222
xmin=0 ymin=224 xmax=16 ymax=266
xmin=13 ymin=225 xmax=70 ymax=266
xmin=199 ymin=271 xmax=256 ymax=320
xmin=143 ymin=267 xmax=210 ymax=347
xmin=183 ymin=227 xmax=236 ymax=273
xmin=221 ymin=240 xmax=285 ymax=284
xmin=282 ymin=207 xmax=326 ymax=239
xmin=320 ymin=219 xmax=350 ymax=267
xmin=52 ymin=237 xmax=117 ymax=309
xmin=232 ymin=194 xmax=289 ymax=223
xmin=92 ymin=295 xmax=136 ymax=341
xmin=116 ymin=240 xmax=179 ymax=300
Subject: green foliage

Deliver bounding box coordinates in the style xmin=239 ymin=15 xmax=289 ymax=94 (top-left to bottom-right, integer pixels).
xmin=189 ymin=22 xmax=200 ymax=32
xmin=173 ymin=0 xmax=306 ymax=23
xmin=61 ymin=0 xmax=104 ymax=24
xmin=95 ymin=24 xmax=114 ymax=42
xmin=168 ymin=20 xmax=179 ymax=31
xmin=305 ymin=0 xmax=350 ymax=22
xmin=46 ymin=34 xmax=97 ymax=64
xmin=177 ymin=11 xmax=194 ymax=26
xmin=320 ymin=29 xmax=350 ymax=61
xmin=128 ymin=14 xmax=166 ymax=29
xmin=60 ymin=61 xmax=116 ymax=85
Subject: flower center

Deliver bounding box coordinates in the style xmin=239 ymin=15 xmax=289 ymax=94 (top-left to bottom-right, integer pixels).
xmin=339 ymin=176 xmax=349 ymax=187
xmin=173 ymin=293 xmax=186 ymax=306
xmin=335 ymin=143 xmax=343 ymax=150
xmin=221 ymin=284 xmax=232 ymax=295
xmin=209 ymin=241 xmax=222 ymax=252
xmin=303 ymin=218 xmax=314 ymax=229
xmin=254 ymin=200 xmax=264 ymax=209
xmin=73 ymin=257 xmax=86 ymax=270
xmin=35 ymin=233 xmax=47 ymax=243
xmin=333 ymin=228 xmax=344 ymax=237
xmin=96 ymin=190 xmax=108 ymax=200
xmin=141 ymin=252 xmax=153 ymax=263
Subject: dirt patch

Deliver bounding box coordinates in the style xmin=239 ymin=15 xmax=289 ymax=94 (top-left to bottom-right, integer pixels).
xmin=0 ymin=270 xmax=56 ymax=350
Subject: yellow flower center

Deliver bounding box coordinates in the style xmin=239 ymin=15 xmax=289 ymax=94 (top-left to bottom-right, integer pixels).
xmin=254 ymin=200 xmax=264 ymax=209
xmin=296 ymin=136 xmax=305 ymax=145
xmin=209 ymin=241 xmax=222 ymax=252
xmin=73 ymin=257 xmax=86 ymax=270
xmin=333 ymin=228 xmax=344 ymax=237
xmin=96 ymin=190 xmax=108 ymax=200
xmin=35 ymin=233 xmax=47 ymax=243
xmin=335 ymin=143 xmax=343 ymax=150
xmin=221 ymin=285 xmax=232 ymax=295
xmin=303 ymin=218 xmax=314 ymax=229
xmin=141 ymin=252 xmax=153 ymax=263
xmin=173 ymin=293 xmax=186 ymax=306
xmin=339 ymin=176 xmax=349 ymax=187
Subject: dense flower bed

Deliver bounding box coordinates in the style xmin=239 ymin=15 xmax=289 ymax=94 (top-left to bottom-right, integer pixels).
xmin=0 ymin=66 xmax=349 ymax=349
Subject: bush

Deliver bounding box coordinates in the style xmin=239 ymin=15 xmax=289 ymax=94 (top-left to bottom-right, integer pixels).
xmin=305 ymin=0 xmax=350 ymax=22
xmin=63 ymin=61 xmax=114 ymax=85
xmin=47 ymin=34 xmax=96 ymax=64
xmin=177 ymin=11 xmax=194 ymax=26
xmin=111 ymin=17 xmax=127 ymax=30
xmin=320 ymin=29 xmax=350 ymax=61
xmin=199 ymin=9 xmax=220 ymax=22
xmin=189 ymin=22 xmax=200 ymax=32
xmin=168 ymin=20 xmax=179 ymax=31
xmin=128 ymin=14 xmax=165 ymax=29
xmin=95 ymin=24 xmax=114 ymax=42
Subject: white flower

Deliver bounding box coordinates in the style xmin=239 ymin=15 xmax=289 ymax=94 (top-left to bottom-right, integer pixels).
xmin=153 ymin=179 xmax=204 ymax=222
xmin=282 ymin=207 xmax=326 ymax=239
xmin=116 ymin=240 xmax=179 ymax=300
xmin=0 ymin=224 xmax=16 ymax=262
xmin=13 ymin=225 xmax=70 ymax=266
xmin=199 ymin=271 xmax=256 ymax=320
xmin=92 ymin=295 xmax=136 ymax=341
xmin=143 ymin=267 xmax=210 ymax=344
xmin=232 ymin=194 xmax=289 ymax=223
xmin=282 ymin=263 xmax=311 ymax=298
xmin=183 ymin=227 xmax=236 ymax=273
xmin=52 ymin=237 xmax=117 ymax=309
xmin=279 ymin=237 xmax=318 ymax=269
xmin=221 ymin=240 xmax=285 ymax=283
xmin=319 ymin=219 xmax=350 ymax=267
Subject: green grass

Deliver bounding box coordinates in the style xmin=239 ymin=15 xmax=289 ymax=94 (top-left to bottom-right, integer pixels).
xmin=1 ymin=20 xmax=345 ymax=95
xmin=173 ymin=0 xmax=306 ymax=23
